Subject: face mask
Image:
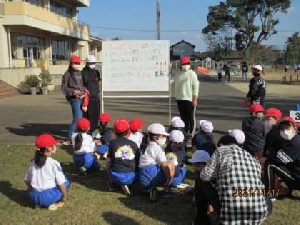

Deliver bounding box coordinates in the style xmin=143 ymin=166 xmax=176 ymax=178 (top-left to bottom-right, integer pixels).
xmin=156 ymin=137 xmax=166 ymax=146
xmin=88 ymin=64 xmax=96 ymax=69
xmin=72 ymin=65 xmax=81 ymax=71
xmin=253 ymin=71 xmax=260 ymax=77
xmin=182 ymin=65 xmax=190 ymax=71
xmin=280 ymin=129 xmax=295 ymax=141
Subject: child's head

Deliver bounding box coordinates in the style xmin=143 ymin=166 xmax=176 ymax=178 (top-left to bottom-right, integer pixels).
xmin=252 ymin=65 xmax=263 ymax=78
xmin=278 ymin=116 xmax=297 ymax=141
xmin=217 ymin=134 xmax=238 ymax=147
xmin=228 ymin=129 xmax=245 ymax=146
xmin=171 ymin=118 xmax=185 ymax=129
xmin=114 ymin=119 xmax=130 ymax=137
xmin=265 ymin=108 xmax=282 ymax=126
xmin=98 ymin=113 xmax=111 ymax=127
xmin=188 ymin=150 xmax=210 ymax=172
xmin=77 ymin=117 xmax=90 ymax=132
xmin=249 ymin=104 xmax=264 ymax=119
xmin=129 ymin=118 xmax=144 ymax=133
xmin=35 ymin=134 xmax=59 ymax=167
xmin=148 ymin=123 xmax=169 ymax=146
xmin=199 ymin=120 xmax=214 ymax=134
xmin=169 ymin=130 xmax=185 ymax=151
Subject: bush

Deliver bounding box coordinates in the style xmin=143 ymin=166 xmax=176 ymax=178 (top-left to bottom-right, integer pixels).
xmin=39 ymin=69 xmax=51 ymax=87
xmin=24 ymin=75 xmax=40 ymax=88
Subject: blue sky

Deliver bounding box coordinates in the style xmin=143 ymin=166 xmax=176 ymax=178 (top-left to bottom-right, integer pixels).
xmin=78 ymin=0 xmax=299 ymax=51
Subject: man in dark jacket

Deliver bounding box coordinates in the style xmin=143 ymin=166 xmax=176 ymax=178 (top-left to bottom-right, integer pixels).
xmin=245 ymin=65 xmax=266 ymax=106
xmin=81 ymin=55 xmax=101 ymax=132
xmin=242 ymin=104 xmax=266 ymax=159
xmin=265 ymin=117 xmax=300 ymax=197
xmin=241 ymin=61 xmax=248 ymax=82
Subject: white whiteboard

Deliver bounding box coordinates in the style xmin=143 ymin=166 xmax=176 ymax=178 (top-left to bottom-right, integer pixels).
xmin=102 ymin=40 xmax=170 ymax=92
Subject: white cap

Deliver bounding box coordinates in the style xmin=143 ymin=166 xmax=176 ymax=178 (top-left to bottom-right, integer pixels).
xmin=171 ymin=116 xmax=181 ymax=122
xmin=171 ymin=118 xmax=185 ymax=128
xmin=86 ymin=55 xmax=96 ymax=63
xmin=169 ymin=130 xmax=184 ymax=143
xmin=228 ymin=129 xmax=245 ymax=144
xmin=188 ymin=150 xmax=210 ymax=163
xmin=199 ymin=120 xmax=214 ymax=133
xmin=148 ymin=123 xmax=169 ymax=136
xmin=253 ymin=65 xmax=262 ymax=71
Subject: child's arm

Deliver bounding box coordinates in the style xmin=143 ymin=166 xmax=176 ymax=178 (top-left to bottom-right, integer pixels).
xmin=160 ymin=161 xmax=175 ymax=186
xmin=59 ymin=183 xmax=67 ymax=202
xmin=25 ymin=180 xmax=31 ymax=190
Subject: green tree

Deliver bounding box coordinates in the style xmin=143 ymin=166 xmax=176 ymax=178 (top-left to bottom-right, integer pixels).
xmin=285 ymin=32 xmax=300 ymax=65
xmin=203 ymin=0 xmax=291 ymax=52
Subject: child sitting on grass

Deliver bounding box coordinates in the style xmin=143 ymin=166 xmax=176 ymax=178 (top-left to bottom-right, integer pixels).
xmin=25 ymin=134 xmax=70 ymax=210
xmin=128 ymin=118 xmax=145 ymax=148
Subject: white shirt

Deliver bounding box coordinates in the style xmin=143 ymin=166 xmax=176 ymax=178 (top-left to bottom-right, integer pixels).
xmin=139 ymin=142 xmax=167 ymax=167
xmin=24 ymin=157 xmax=66 ymax=191
xmin=128 ymin=132 xmax=143 ymax=148
xmin=71 ymin=132 xmax=96 ymax=155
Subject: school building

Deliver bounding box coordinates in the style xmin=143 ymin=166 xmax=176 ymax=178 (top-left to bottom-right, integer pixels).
xmin=0 ymin=0 xmax=102 ymax=70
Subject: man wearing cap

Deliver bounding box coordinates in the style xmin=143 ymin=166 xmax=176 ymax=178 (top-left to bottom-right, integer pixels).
xmin=265 ymin=116 xmax=300 ymax=197
xmin=173 ymin=56 xmax=200 ymax=136
xmin=244 ymin=64 xmax=266 ymax=106
xmin=82 ymin=55 xmax=101 ymax=133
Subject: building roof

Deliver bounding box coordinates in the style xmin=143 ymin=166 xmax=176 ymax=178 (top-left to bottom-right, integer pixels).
xmin=170 ymin=40 xmax=195 ymax=49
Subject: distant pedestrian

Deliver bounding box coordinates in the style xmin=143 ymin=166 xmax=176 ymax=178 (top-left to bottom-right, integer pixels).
xmin=223 ymin=62 xmax=230 ymax=82
xmin=241 ymin=61 xmax=248 ymax=82
xmin=82 ymin=55 xmax=101 ymax=133
xmin=216 ymin=61 xmax=223 ymax=81
xmin=174 ymin=56 xmax=200 ymax=136
xmin=284 ymin=65 xmax=289 ymax=73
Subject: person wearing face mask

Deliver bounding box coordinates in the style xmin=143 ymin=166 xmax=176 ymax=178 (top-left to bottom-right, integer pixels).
xmin=174 ymin=56 xmax=200 ymax=137
xmin=242 ymin=104 xmax=267 ymax=160
xmin=243 ymin=64 xmax=266 ymax=107
xmin=61 ymin=56 xmax=87 ymax=144
xmin=81 ymin=55 xmax=101 ymax=133
xmin=265 ymin=116 xmax=300 ymax=198
xmin=139 ymin=123 xmax=175 ymax=202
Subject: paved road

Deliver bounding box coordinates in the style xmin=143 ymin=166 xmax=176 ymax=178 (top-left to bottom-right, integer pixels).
xmin=0 ymin=75 xmax=298 ymax=144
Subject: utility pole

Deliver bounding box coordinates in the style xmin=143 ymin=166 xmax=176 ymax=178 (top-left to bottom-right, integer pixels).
xmin=156 ymin=0 xmax=160 ymax=40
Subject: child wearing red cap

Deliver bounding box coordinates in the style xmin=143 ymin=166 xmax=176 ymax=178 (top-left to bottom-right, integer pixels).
xmin=128 ymin=118 xmax=145 ymax=148
xmin=106 ymin=119 xmax=139 ymax=195
xmin=92 ymin=113 xmax=113 ymax=159
xmin=242 ymin=104 xmax=267 ymax=159
xmin=265 ymin=116 xmax=300 ymax=199
xmin=24 ymin=134 xmax=70 ymax=210
xmin=71 ymin=118 xmax=99 ymax=174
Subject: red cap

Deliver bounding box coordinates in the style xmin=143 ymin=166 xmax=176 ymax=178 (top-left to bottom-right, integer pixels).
xmin=99 ymin=113 xmax=111 ymax=123
xmin=35 ymin=134 xmax=59 ymax=149
xmin=249 ymin=104 xmax=264 ymax=114
xmin=129 ymin=119 xmax=144 ymax=131
xmin=265 ymin=108 xmax=282 ymax=119
xmin=77 ymin=117 xmax=90 ymax=131
xmin=114 ymin=119 xmax=130 ymax=133
xmin=280 ymin=116 xmax=297 ymax=127
xmin=70 ymin=55 xmax=80 ymax=63
xmin=180 ymin=56 xmax=190 ymax=65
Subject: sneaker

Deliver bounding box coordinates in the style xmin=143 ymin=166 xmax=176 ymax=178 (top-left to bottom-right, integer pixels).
xmin=149 ymin=187 xmax=158 ymax=202
xmin=48 ymin=203 xmax=58 ymax=211
xmin=79 ymin=167 xmax=87 ymax=176
xmin=160 ymin=188 xmax=178 ymax=198
xmin=121 ymin=185 xmax=131 ymax=196
xmin=107 ymin=181 xmax=117 ymax=191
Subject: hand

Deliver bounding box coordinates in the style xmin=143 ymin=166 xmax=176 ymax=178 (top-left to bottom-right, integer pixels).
xmin=73 ymin=90 xmax=81 ymax=96
xmin=192 ymin=98 xmax=198 ymax=107
xmin=95 ymin=140 xmax=102 ymax=145
xmin=60 ymin=195 xmax=67 ymax=202
xmin=82 ymin=106 xmax=87 ymax=112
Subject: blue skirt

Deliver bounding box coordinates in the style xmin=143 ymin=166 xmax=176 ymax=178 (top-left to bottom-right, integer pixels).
xmin=28 ymin=179 xmax=71 ymax=207
xmin=139 ymin=164 xmax=167 ymax=189
xmin=73 ymin=153 xmax=99 ymax=169
xmin=171 ymin=167 xmax=187 ymax=187
xmin=109 ymin=170 xmax=136 ymax=185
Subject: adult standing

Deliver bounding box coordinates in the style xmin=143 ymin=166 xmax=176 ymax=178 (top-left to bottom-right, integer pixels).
xmin=223 ymin=62 xmax=230 ymax=82
xmin=61 ymin=55 xmax=86 ymax=144
xmin=241 ymin=61 xmax=248 ymax=82
xmin=82 ymin=55 xmax=101 ymax=132
xmin=174 ymin=56 xmax=200 ymax=136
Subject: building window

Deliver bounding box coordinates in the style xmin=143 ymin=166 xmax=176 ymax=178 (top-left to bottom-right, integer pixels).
xmin=51 ymin=40 xmax=70 ymax=61
xmin=25 ymin=0 xmax=42 ymax=7
xmin=50 ymin=0 xmax=72 ymax=18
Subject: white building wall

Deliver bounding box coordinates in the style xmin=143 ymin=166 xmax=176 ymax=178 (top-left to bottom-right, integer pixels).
xmin=0 ymin=19 xmax=9 ymax=68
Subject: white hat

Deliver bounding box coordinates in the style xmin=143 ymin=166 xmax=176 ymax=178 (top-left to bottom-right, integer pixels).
xmin=148 ymin=123 xmax=169 ymax=136
xmin=171 ymin=118 xmax=185 ymax=128
xmin=188 ymin=150 xmax=210 ymax=163
xmin=169 ymin=130 xmax=184 ymax=143
xmin=228 ymin=129 xmax=245 ymax=144
xmin=253 ymin=65 xmax=262 ymax=71
xmin=199 ymin=120 xmax=214 ymax=133
xmin=171 ymin=116 xmax=181 ymax=122
xmin=86 ymin=55 xmax=96 ymax=63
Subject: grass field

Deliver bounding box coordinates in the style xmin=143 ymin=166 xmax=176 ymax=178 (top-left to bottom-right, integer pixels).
xmin=0 ymin=145 xmax=299 ymax=225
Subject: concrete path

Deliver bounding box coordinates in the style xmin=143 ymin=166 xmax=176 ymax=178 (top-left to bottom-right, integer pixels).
xmin=0 ymin=75 xmax=298 ymax=144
